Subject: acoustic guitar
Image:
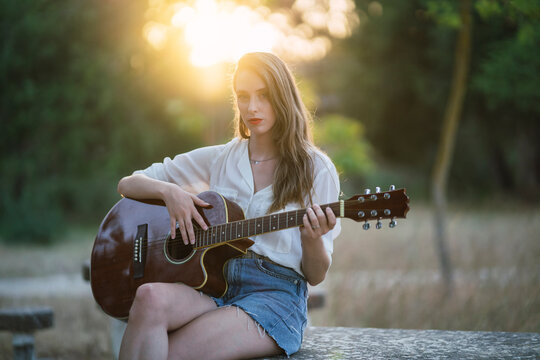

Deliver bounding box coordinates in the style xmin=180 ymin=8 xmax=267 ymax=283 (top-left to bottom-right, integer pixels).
xmin=90 ymin=186 xmax=409 ymax=319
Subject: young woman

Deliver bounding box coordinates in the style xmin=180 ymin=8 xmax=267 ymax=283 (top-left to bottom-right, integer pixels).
xmin=117 ymin=52 xmax=341 ymax=360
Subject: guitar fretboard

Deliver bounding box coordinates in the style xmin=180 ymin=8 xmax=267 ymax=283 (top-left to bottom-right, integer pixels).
xmin=192 ymin=202 xmax=339 ymax=248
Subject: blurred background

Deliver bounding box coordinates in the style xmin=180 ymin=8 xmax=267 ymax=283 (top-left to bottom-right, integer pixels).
xmin=1 ymin=0 xmax=539 ymax=358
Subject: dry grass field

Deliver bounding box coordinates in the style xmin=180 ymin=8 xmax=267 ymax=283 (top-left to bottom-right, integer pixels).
xmin=1 ymin=202 xmax=539 ymax=359
xmin=311 ymin=203 xmax=540 ymax=332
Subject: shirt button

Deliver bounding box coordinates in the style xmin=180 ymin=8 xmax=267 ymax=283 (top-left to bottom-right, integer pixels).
xmin=293 ymin=280 xmax=298 ymax=284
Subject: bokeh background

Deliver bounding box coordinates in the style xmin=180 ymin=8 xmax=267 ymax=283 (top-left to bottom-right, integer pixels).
xmin=1 ymin=0 xmax=539 ymax=358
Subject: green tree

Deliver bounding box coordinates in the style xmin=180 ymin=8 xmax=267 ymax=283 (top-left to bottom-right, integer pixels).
xmin=0 ymin=0 xmax=208 ymax=243
xmin=314 ymin=114 xmax=374 ymax=193
xmin=315 ymin=0 xmax=540 ymax=199
xmin=471 ymin=0 xmax=540 ymax=198
xmin=430 ymin=0 xmax=473 ymax=291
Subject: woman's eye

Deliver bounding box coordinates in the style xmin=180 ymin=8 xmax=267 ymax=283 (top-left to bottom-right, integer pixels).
xmin=237 ymin=95 xmax=248 ymax=102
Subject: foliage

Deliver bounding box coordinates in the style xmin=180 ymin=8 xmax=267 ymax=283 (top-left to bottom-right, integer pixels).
xmin=2 ymin=0 xmax=540 ymax=243
xmin=315 ymin=0 xmax=540 ymax=200
xmin=313 ymin=114 xmax=374 ymax=183
xmin=0 ymin=0 xmax=208 ymax=243
xmin=473 ymin=0 xmax=540 ymax=114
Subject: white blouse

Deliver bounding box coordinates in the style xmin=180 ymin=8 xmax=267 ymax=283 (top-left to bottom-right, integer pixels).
xmin=134 ymin=137 xmax=341 ymax=276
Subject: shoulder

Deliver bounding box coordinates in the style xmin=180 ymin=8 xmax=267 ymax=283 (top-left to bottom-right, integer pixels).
xmin=183 ymin=137 xmax=243 ymax=159
xmin=208 ymin=137 xmax=246 ymax=160
xmin=309 ymin=146 xmax=340 ymax=192
xmin=223 ymin=136 xmax=246 ymax=151
xmin=309 ymin=146 xmax=338 ymax=176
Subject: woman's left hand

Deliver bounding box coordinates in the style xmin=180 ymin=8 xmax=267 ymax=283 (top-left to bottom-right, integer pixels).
xmin=300 ymin=204 xmax=337 ymax=241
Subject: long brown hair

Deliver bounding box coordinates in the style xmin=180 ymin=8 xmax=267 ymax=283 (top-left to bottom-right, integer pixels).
xmin=233 ymin=52 xmax=315 ymax=212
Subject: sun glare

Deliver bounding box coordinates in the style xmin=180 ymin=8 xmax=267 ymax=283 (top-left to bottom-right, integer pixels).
xmin=145 ymin=0 xmax=359 ymax=68
xmin=170 ymin=0 xmax=278 ymax=67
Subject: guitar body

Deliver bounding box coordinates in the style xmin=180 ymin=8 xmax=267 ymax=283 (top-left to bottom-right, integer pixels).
xmin=90 ymin=191 xmax=254 ymax=319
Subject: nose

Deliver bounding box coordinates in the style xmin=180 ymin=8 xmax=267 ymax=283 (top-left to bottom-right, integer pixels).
xmin=248 ymin=96 xmax=259 ymax=113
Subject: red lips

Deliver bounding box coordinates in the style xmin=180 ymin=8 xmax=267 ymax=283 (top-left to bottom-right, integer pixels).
xmin=248 ymin=118 xmax=262 ymax=125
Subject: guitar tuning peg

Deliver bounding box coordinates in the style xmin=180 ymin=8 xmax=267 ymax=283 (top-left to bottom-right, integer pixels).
xmin=389 ymin=218 xmax=397 ymax=228
xmin=375 ymin=187 xmax=381 ymax=193
xmin=376 ymin=220 xmax=382 ymax=229
xmin=363 ymin=221 xmax=370 ymax=230
xmin=364 ymin=188 xmax=371 ymax=195
xmin=389 ymin=185 xmax=396 ymax=191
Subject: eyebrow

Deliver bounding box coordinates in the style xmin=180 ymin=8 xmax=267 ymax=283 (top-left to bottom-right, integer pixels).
xmin=235 ymin=87 xmax=267 ymax=94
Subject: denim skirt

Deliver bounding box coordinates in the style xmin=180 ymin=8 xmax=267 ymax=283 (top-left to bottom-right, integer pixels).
xmin=211 ymin=257 xmax=308 ymax=357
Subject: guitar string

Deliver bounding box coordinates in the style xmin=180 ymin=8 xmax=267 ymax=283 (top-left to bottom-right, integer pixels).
xmin=108 ymin=202 xmax=405 ymax=262
xmin=135 ymin=202 xmax=346 ymax=246
xmin=135 ymin=202 xmax=402 ymax=250
xmin=99 ymin=194 xmax=406 ymax=264
xmin=141 ymin=193 xmax=406 ymax=246
xmin=141 ymin=200 xmax=403 ymax=247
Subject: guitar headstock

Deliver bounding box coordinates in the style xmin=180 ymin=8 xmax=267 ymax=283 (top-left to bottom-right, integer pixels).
xmin=343 ymin=186 xmax=409 ymax=229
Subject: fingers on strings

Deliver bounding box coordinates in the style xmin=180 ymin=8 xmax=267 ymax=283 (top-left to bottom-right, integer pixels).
xmin=303 ymin=204 xmax=336 ymax=235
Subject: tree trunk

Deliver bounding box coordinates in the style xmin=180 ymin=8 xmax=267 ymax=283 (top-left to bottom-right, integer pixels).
xmin=431 ymin=0 xmax=472 ymax=293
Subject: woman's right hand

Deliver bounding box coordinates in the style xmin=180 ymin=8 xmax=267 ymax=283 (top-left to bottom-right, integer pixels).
xmin=162 ymin=184 xmax=210 ymax=245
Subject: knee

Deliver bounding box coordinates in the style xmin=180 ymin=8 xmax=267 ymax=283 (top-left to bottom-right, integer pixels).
xmin=129 ymin=283 xmax=168 ymax=321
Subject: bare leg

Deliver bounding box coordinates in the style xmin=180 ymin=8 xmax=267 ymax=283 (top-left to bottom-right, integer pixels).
xmin=119 ymin=282 xmax=217 ymax=360
xmin=168 ymin=306 xmax=282 ymax=360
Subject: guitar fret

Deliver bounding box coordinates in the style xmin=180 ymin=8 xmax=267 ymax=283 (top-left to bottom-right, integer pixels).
xmin=194 ymin=201 xmax=349 ymax=248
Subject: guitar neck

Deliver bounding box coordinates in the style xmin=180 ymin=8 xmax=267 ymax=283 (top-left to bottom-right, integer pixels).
xmin=191 ymin=187 xmax=409 ymax=248
xmin=194 ymin=202 xmax=340 ymax=248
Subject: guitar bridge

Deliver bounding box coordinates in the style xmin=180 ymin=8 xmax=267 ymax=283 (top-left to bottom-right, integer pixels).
xmin=133 ymin=224 xmax=148 ymax=279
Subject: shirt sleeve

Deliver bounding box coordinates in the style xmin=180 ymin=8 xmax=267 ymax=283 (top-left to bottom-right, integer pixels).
xmin=310 ymin=152 xmax=342 ymax=262
xmin=133 ymin=143 xmax=227 ymax=193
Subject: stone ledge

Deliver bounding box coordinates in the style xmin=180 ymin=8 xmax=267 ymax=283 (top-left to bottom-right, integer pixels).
xmin=260 ymin=326 xmax=540 ymax=359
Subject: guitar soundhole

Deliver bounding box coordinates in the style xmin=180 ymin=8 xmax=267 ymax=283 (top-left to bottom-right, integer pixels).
xmin=165 ymin=239 xmax=195 ymax=263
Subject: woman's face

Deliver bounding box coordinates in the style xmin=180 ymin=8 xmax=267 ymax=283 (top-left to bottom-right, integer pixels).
xmin=235 ymin=69 xmax=276 ymax=138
